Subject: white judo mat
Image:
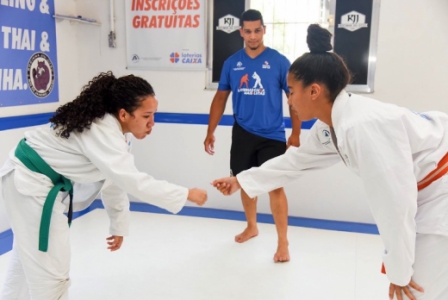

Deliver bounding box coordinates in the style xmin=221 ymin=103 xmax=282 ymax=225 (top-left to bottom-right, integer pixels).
xmin=0 ymin=209 xmax=389 ymax=300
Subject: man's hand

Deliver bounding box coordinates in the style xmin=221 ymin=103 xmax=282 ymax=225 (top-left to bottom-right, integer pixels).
xmin=287 ymin=134 xmax=300 ymax=149
xmin=204 ymin=134 xmax=215 ymax=155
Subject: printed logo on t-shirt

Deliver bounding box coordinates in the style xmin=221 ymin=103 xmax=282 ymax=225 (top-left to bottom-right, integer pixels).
xmin=233 ymin=61 xmax=245 ymax=71
xmin=252 ymin=72 xmax=263 ymax=89
xmin=262 ymin=61 xmax=271 ymax=69
xmin=237 ymin=72 xmax=265 ymax=95
xmin=239 ymin=74 xmax=249 ymax=88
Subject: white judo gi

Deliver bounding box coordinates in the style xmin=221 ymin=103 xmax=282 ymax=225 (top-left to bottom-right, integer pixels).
xmin=0 ymin=114 xmax=188 ymax=300
xmin=237 ymin=91 xmax=448 ymax=299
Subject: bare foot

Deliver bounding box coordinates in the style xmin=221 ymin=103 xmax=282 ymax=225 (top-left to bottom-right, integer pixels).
xmin=273 ymin=242 xmax=290 ymax=263
xmin=235 ymin=227 xmax=259 ymax=243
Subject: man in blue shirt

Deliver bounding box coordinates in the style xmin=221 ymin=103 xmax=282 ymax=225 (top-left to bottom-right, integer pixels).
xmin=204 ymin=9 xmax=301 ymax=262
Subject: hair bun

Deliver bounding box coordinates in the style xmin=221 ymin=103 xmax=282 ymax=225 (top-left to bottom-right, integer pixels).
xmin=307 ymin=24 xmax=333 ymax=53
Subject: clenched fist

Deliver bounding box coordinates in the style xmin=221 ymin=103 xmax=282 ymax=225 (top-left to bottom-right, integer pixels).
xmin=187 ymin=188 xmax=208 ymax=206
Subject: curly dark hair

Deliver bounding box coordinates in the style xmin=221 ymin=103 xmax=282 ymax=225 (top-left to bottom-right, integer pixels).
xmin=50 ymin=71 xmax=155 ymax=138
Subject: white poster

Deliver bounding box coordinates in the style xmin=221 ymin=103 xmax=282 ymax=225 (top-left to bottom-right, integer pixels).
xmin=125 ymin=0 xmax=206 ymax=70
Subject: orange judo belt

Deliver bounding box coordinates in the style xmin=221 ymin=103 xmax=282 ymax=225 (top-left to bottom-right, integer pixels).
xmin=381 ymin=151 xmax=448 ymax=274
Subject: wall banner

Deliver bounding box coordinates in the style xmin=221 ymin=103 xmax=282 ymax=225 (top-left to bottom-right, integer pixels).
xmin=211 ymin=0 xmax=244 ymax=83
xmin=332 ymin=0 xmax=380 ymax=93
xmin=0 ymin=0 xmax=59 ymax=107
xmin=125 ymin=0 xmax=206 ymax=71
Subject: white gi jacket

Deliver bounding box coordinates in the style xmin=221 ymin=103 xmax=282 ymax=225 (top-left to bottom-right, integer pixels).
xmin=0 ymin=114 xmax=188 ymax=237
xmin=237 ymin=91 xmax=448 ymax=286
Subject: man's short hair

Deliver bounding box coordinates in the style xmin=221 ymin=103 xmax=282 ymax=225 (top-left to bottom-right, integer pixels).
xmin=241 ymin=9 xmax=264 ymax=26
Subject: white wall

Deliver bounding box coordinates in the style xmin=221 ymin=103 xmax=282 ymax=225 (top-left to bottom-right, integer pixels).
xmin=1 ymin=0 xmax=448 ymax=233
xmin=373 ymin=0 xmax=448 ymax=112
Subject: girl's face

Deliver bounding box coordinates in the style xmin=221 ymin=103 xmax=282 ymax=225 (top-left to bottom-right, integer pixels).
xmin=118 ymin=95 xmax=157 ymax=139
xmin=287 ymin=73 xmax=317 ymax=121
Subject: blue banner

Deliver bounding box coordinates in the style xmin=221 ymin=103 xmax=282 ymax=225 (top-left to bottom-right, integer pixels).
xmin=0 ymin=0 xmax=59 ymax=107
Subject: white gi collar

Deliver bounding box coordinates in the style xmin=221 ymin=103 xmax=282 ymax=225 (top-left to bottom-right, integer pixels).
xmin=331 ymin=90 xmax=351 ymax=130
xmin=104 ymin=113 xmax=124 ymax=133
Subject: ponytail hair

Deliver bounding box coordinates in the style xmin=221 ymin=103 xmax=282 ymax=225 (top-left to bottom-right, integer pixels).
xmin=289 ymin=24 xmax=351 ymax=102
xmin=50 ymin=71 xmax=155 ymax=138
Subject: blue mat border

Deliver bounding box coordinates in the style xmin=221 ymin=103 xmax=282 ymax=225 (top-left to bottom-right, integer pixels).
xmin=129 ymin=201 xmax=379 ymax=235
xmin=0 ymin=112 xmax=316 ymax=131
xmin=0 ymin=200 xmax=378 ymax=256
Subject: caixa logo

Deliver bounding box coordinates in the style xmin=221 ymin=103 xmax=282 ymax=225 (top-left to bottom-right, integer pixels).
xmin=169 ymin=52 xmax=180 ymax=63
xmin=181 ymin=53 xmax=202 ymax=64
xmin=338 ymin=11 xmax=368 ymax=32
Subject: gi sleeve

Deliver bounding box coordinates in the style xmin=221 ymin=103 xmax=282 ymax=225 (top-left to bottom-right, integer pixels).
xmin=101 ymin=180 xmax=131 ymax=236
xmin=237 ymin=123 xmax=340 ymax=198
xmin=81 ymin=122 xmax=188 ymax=214
xmin=344 ymin=119 xmax=418 ymax=286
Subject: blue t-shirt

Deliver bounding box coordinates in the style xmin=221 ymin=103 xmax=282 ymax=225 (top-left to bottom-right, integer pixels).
xmin=218 ymin=47 xmax=290 ymax=142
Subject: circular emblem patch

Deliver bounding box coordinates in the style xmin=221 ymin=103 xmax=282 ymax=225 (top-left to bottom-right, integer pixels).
xmin=27 ymin=53 xmax=55 ymax=98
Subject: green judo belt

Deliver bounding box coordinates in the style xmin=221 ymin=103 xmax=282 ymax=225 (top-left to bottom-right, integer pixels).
xmin=15 ymin=138 xmax=74 ymax=252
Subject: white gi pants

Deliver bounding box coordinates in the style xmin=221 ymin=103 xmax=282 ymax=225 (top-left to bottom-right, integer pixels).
xmin=393 ymin=173 xmax=448 ymax=300
xmin=1 ymin=171 xmax=70 ymax=300
xmin=403 ymin=233 xmax=448 ymax=300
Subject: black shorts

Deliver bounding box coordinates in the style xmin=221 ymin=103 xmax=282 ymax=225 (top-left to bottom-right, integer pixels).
xmin=230 ymin=121 xmax=286 ymax=176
